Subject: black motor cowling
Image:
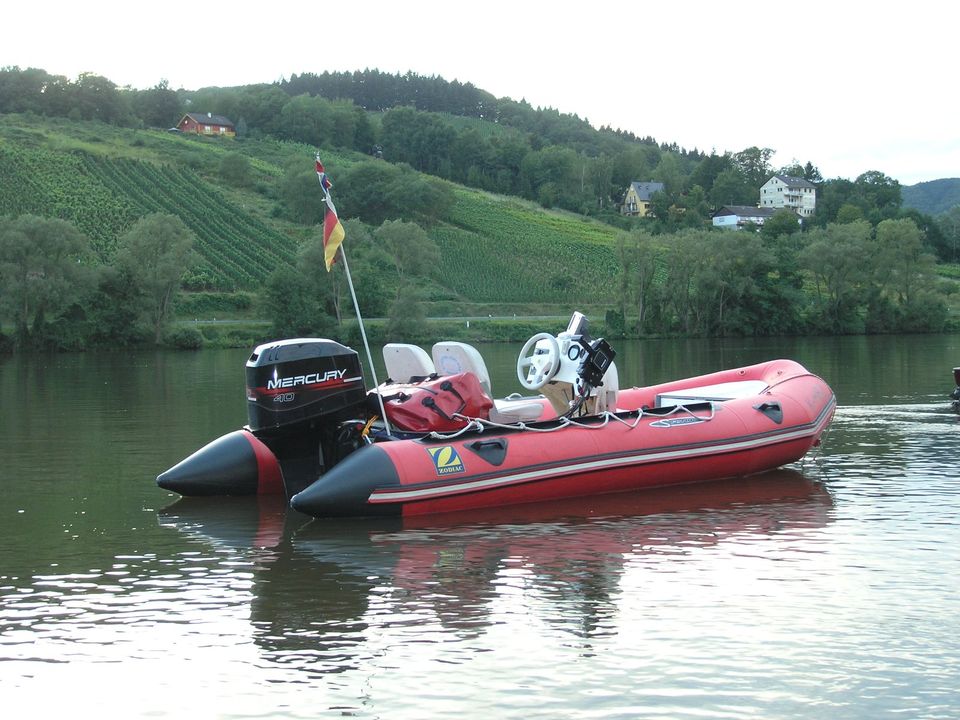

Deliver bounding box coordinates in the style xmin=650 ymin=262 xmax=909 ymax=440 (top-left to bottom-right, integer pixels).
xmin=245 ymin=338 xmax=367 ymax=433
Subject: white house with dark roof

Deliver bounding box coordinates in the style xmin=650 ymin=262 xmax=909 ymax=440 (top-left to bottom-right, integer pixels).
xmin=620 ymin=181 xmax=665 ymax=217
xmin=760 ymin=174 xmax=816 ymax=217
xmin=712 ymin=205 xmax=781 ymax=230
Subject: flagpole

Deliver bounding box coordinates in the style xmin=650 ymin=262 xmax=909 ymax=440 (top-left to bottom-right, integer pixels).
xmin=315 ymin=153 xmax=393 ymax=438
xmin=339 ymin=246 xmax=393 ymax=438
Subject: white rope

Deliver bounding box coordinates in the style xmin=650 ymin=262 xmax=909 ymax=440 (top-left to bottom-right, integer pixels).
xmin=423 ymin=402 xmax=715 ymax=441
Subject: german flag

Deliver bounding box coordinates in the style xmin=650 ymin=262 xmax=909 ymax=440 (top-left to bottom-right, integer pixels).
xmin=322 ymin=195 xmax=345 ymax=272
xmin=316 ymin=156 xmax=345 ymax=271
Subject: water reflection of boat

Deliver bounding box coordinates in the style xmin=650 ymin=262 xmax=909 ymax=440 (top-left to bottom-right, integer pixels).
xmin=158 ymin=495 xmax=310 ymax=549
xmin=158 ymin=469 xmax=833 ymax=674
xmin=357 ymin=469 xmax=834 ymax=639
xmin=159 ymin=498 xmax=393 ymax=674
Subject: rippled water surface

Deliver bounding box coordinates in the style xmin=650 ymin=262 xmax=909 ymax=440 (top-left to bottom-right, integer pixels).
xmin=2 ymin=335 xmax=959 ymax=719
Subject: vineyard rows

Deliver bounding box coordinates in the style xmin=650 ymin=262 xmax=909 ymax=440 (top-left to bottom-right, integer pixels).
xmin=0 ymin=144 xmax=137 ymax=258
xmin=429 ymin=188 xmax=620 ymax=303
xmin=80 ymin=155 xmax=300 ymax=289
xmin=84 ymin=156 xmax=254 ymax=286
xmin=430 ymin=222 xmax=619 ymax=303
xmin=446 ymin=188 xmax=620 ymax=247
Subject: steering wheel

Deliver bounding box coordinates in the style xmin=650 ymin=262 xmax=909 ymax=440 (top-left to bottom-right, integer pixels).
xmin=516 ymin=333 xmax=561 ymax=390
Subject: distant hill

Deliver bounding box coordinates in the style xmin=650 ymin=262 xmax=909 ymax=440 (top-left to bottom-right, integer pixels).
xmin=902 ymin=178 xmax=960 ymax=216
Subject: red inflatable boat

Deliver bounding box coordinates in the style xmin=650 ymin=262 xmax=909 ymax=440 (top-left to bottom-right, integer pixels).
xmin=157 ymin=313 xmax=835 ymax=518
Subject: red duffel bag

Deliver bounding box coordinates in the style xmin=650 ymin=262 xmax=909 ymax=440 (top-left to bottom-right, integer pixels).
xmin=370 ymin=372 xmax=493 ymax=432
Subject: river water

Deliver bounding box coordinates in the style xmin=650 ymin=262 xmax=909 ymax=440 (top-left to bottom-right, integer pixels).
xmin=2 ymin=334 xmax=959 ymax=719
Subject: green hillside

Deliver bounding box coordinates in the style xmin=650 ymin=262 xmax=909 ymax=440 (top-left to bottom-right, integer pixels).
xmin=433 ymin=189 xmax=619 ymax=303
xmin=902 ymin=178 xmax=960 ymax=216
xmin=0 ymin=114 xmax=621 ymax=308
xmin=79 ymin=155 xmax=298 ymax=288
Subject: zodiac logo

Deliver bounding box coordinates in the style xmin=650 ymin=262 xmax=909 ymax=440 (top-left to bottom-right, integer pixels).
xmin=427 ymin=446 xmax=465 ymax=475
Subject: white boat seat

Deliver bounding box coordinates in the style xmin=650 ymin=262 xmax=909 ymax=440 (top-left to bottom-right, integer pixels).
xmin=431 ymin=341 xmax=492 ymax=396
xmin=656 ymin=380 xmax=769 ymax=408
xmin=490 ymin=397 xmax=545 ymax=424
xmin=382 ymin=343 xmax=436 ymax=383
xmin=432 ymin=341 xmax=546 ymax=422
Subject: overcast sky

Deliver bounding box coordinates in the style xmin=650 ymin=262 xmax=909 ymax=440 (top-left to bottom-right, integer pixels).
xmin=5 ymin=0 xmax=957 ymax=185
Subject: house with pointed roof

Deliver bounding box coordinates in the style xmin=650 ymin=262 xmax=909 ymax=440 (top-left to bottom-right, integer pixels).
xmin=620 ymin=181 xmax=665 ymax=217
xmin=760 ymin=174 xmax=816 ymax=217
xmin=712 ymin=205 xmax=782 ymax=230
xmin=176 ymin=112 xmax=236 ymax=137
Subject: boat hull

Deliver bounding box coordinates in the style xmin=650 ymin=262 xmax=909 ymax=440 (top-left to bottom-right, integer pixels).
xmin=290 ymin=359 xmax=835 ymax=518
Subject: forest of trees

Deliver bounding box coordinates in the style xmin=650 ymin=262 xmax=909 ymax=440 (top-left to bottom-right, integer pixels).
xmin=0 ymin=213 xmax=201 ymax=351
xmin=612 ymin=215 xmax=947 ymax=338
xmin=1 ymin=65 xmax=958 ymax=351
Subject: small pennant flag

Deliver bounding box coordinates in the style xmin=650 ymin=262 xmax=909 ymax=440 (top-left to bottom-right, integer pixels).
xmin=315 ymin=159 xmax=332 ymax=193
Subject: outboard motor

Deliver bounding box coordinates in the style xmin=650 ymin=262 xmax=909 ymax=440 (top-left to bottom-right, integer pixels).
xmin=158 ymin=338 xmax=370 ymax=498
xmin=245 ymin=338 xmax=369 ymax=494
